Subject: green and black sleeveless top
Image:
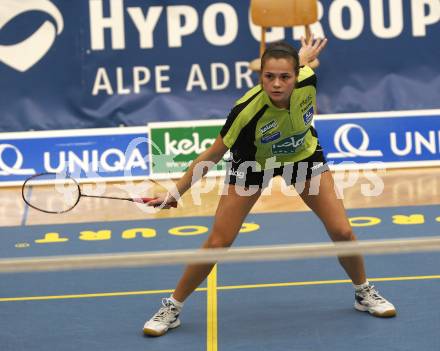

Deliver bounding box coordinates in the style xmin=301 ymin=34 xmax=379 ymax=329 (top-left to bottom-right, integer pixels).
xmin=220 ymin=66 xmax=318 ymax=170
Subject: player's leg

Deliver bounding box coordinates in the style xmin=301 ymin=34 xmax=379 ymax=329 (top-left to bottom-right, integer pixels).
xmin=173 ymin=185 xmax=261 ymax=302
xmin=143 ymin=184 xmax=261 ymax=336
xmin=298 ymin=170 xmax=366 ymax=284
xmin=297 ymin=170 xmax=396 ymax=317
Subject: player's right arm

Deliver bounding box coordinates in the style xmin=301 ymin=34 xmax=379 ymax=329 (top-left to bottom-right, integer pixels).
xmin=147 ymin=135 xmax=228 ymax=207
xmin=174 ymin=135 xmax=228 ymax=196
xmin=148 ymin=87 xmax=259 ymax=208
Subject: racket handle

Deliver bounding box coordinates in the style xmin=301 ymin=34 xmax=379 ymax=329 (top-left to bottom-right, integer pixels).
xmin=133 ymin=197 xmax=178 ymax=208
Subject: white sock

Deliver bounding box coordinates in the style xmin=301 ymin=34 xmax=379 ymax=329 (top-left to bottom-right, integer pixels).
xmin=354 ymin=280 xmax=370 ymax=291
xmin=169 ymin=295 xmax=184 ymax=309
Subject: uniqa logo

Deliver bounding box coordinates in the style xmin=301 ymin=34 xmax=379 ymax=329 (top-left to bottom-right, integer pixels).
xmin=327 ymin=124 xmax=383 ymax=158
xmin=0 ymin=144 xmax=36 ymax=175
xmin=0 ymin=0 xmax=64 ymax=72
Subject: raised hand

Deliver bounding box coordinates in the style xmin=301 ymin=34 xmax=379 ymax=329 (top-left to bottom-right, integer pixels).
xmin=298 ymin=34 xmax=328 ymax=68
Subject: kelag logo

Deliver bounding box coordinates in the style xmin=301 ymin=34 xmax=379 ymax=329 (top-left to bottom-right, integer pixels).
xmin=149 ymin=121 xmax=227 ymax=174
xmin=0 ymin=0 xmax=63 ymax=72
xmin=272 ymin=130 xmax=308 ymax=155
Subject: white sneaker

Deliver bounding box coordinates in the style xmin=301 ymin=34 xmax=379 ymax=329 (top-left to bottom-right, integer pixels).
xmin=354 ymin=285 xmax=396 ymax=317
xmin=143 ymin=298 xmax=181 ymax=336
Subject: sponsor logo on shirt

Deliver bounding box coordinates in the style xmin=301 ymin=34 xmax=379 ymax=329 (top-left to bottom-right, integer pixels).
xmin=303 ymin=106 xmax=314 ymax=125
xmin=260 ymin=120 xmax=277 ymax=134
xmin=272 ymin=130 xmax=308 ymax=155
xmin=261 ymin=131 xmax=281 ymax=144
xmin=300 ymin=95 xmax=313 ymax=110
xmin=228 ymin=169 xmax=245 ymax=179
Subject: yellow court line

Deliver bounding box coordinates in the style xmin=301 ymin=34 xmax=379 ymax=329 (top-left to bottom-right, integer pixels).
xmin=0 ymin=287 xmax=206 ymax=302
xmin=218 ymin=275 xmax=440 ymax=291
xmin=0 ymin=289 xmax=173 ymax=302
xmin=207 ymin=265 xmax=218 ymax=351
xmin=369 ymin=275 xmax=440 ymax=282
xmin=1 ymin=274 xmax=439 ymax=303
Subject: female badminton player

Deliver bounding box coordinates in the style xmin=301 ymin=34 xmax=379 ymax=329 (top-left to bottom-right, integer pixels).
xmin=143 ymin=37 xmax=396 ymax=336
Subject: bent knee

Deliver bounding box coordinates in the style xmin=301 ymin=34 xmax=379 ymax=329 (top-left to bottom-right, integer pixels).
xmin=330 ymin=228 xmax=356 ymax=242
xmin=205 ymin=236 xmax=235 ymax=249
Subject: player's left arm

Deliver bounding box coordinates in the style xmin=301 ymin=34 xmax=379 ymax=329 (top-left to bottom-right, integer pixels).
xmin=298 ymin=34 xmax=328 ymax=68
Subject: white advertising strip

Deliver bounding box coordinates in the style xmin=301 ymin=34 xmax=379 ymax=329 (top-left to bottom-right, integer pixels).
xmin=0 ymin=126 xmax=150 ymax=187
xmin=1 ymin=109 xmax=440 ymax=186
xmin=314 ymin=109 xmax=440 ymax=170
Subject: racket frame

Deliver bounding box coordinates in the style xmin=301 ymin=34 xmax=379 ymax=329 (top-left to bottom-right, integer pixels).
xmin=22 ymin=172 xmax=82 ymax=214
xmin=22 ymin=172 xmax=177 ymax=214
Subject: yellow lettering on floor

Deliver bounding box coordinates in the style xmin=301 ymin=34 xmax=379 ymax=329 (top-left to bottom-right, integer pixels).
xmin=349 ymin=216 xmax=381 ymax=227
xmin=169 ymin=226 xmax=208 ymax=236
xmin=122 ymin=228 xmax=156 ymax=239
xmin=393 ymin=214 xmax=424 ymax=225
xmin=79 ymin=230 xmax=111 ymax=241
xmin=35 ymin=233 xmax=69 ymax=244
xmin=239 ymin=222 xmax=260 ymax=233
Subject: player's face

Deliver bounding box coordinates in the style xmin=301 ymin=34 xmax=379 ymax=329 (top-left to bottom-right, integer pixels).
xmin=261 ymin=58 xmax=296 ymax=109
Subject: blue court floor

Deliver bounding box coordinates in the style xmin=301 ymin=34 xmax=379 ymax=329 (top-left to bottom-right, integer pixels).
xmin=1 ymin=205 xmax=439 ymax=351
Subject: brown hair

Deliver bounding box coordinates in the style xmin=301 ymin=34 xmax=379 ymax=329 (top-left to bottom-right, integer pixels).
xmin=261 ymin=41 xmax=300 ymax=76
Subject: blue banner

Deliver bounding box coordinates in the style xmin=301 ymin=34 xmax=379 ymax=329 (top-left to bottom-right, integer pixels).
xmin=0 ymin=128 xmax=150 ymax=184
xmin=0 ymin=0 xmax=439 ymax=132
xmin=315 ymin=110 xmax=440 ymax=168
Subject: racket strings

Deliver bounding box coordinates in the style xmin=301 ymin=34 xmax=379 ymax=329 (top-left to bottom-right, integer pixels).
xmin=22 ymin=173 xmax=81 ymax=213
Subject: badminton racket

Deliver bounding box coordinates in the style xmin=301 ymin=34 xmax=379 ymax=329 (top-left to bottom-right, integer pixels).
xmin=22 ymin=172 xmax=177 ymax=214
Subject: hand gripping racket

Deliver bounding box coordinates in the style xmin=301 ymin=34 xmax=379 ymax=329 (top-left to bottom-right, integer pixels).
xmin=22 ymin=172 xmax=177 ymax=214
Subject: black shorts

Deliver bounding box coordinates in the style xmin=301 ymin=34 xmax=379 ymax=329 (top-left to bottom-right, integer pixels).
xmin=225 ymin=145 xmax=329 ymax=188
